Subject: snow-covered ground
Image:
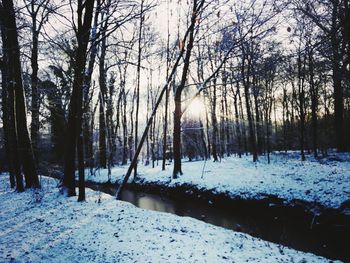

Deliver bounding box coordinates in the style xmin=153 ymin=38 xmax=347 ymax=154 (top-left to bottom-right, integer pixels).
xmin=87 ymin=152 xmax=350 ymax=212
xmin=0 ymin=175 xmax=340 ymax=262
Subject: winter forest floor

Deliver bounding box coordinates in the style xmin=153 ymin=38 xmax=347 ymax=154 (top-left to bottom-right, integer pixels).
xmin=0 ymin=175 xmax=342 ymax=263
xmin=87 ymin=151 xmax=350 ymax=215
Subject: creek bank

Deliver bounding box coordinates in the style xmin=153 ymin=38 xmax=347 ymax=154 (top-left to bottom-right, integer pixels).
xmin=86 ymin=179 xmax=350 ymax=262
xmin=92 ymin=178 xmax=350 ymax=223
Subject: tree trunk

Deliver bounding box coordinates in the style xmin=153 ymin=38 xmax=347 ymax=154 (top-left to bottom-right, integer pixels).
xmin=30 ymin=30 xmax=40 ymax=154
xmin=77 ymin=128 xmax=85 ymax=201
xmin=253 ymin=81 xmax=262 ymax=155
xmin=63 ymin=0 xmax=95 ymax=196
xmin=211 ymin=79 xmax=219 ymax=161
xmin=308 ymin=47 xmax=318 ymax=158
xmin=297 ymin=51 xmax=306 ymax=161
xmin=0 ymin=0 xmax=39 ymax=189
xmin=223 ymin=77 xmax=231 ymax=156
xmin=134 ymin=0 xmax=145 ymax=177
xmin=233 ymin=82 xmax=242 ymax=158
xmin=99 ymin=94 xmax=107 ymax=168
xmin=122 ymin=89 xmax=128 ymax=165
xmin=0 ymin=59 xmax=16 ymax=188
xmin=115 ymin=0 xmax=203 ymax=198
xmin=173 ymin=98 xmax=182 ymax=177
xmin=83 ymin=0 xmax=100 ymax=173
xmin=162 ymin=1 xmax=170 ymax=170
xmin=172 ymin=0 xmax=200 ymax=178
xmin=98 ymin=22 xmax=108 ymax=169
xmin=331 ymin=1 xmax=345 ymax=152
xmin=241 ymin=53 xmax=258 ymax=162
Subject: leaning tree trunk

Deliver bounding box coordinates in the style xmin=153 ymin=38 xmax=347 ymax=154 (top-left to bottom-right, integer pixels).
xmin=115 ymin=1 xmax=201 ymax=198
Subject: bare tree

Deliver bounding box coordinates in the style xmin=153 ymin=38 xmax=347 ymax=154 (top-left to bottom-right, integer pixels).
xmin=23 ymin=0 xmax=58 ymax=153
xmin=62 ymin=0 xmax=95 ymax=199
xmin=0 ymin=0 xmax=39 ymax=189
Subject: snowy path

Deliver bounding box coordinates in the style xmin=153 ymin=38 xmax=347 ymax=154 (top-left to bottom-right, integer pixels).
xmin=87 ymin=152 xmax=350 ymax=212
xmin=0 ymin=175 xmax=339 ymax=262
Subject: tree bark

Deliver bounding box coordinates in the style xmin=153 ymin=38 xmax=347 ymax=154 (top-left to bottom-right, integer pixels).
xmin=173 ymin=0 xmax=202 ymax=178
xmin=0 ymin=58 xmax=16 ymax=188
xmin=297 ymin=50 xmax=306 ymax=161
xmin=83 ymin=0 xmax=100 ymax=173
xmin=63 ymin=0 xmax=95 ymax=196
xmin=308 ymin=46 xmax=318 ymax=158
xmin=134 ymin=0 xmax=145 ymax=177
xmin=0 ymin=0 xmax=39 ymax=189
xmin=98 ymin=33 xmax=107 ymax=169
xmin=210 ymin=79 xmax=219 ymax=162
xmin=241 ymin=52 xmax=258 ymax=162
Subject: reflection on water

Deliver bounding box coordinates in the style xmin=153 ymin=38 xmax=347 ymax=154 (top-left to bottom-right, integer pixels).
xmin=91 ymin=184 xmax=347 ymax=261
xmin=121 ymin=189 xmax=274 ymax=238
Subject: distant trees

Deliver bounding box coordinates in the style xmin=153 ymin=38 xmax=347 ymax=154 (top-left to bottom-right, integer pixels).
xmin=293 ymin=0 xmax=350 ymax=152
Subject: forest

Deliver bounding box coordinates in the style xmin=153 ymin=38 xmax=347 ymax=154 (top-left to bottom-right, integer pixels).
xmin=0 ymin=0 xmax=349 ymax=262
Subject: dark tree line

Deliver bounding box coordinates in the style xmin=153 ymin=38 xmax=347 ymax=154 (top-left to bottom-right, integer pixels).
xmin=0 ymin=0 xmax=349 ymax=200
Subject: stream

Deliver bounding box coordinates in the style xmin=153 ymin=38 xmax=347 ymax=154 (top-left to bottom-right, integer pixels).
xmin=86 ymin=182 xmax=349 ymax=262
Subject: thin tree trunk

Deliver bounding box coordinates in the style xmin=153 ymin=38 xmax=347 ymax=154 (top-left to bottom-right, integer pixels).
xmin=77 ymin=128 xmax=85 ymax=201
xmin=98 ymin=25 xmax=108 ymax=168
xmin=199 ymin=120 xmax=208 ymax=159
xmin=162 ymin=1 xmax=170 ymax=171
xmin=237 ymin=82 xmax=247 ymax=155
xmin=297 ymin=50 xmax=306 ymax=161
xmin=233 ymin=82 xmax=242 ymax=158
xmin=241 ymin=53 xmax=258 ymax=162
xmin=122 ymin=89 xmax=128 ymax=165
xmin=134 ymin=0 xmax=144 ymax=177
xmin=223 ymin=76 xmax=231 ymax=156
xmin=308 ymin=46 xmax=318 ymax=158
xmin=211 ymin=79 xmax=219 ymax=162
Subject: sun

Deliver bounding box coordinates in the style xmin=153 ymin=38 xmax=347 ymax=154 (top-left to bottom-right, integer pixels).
xmin=187 ymin=97 xmax=206 ymax=119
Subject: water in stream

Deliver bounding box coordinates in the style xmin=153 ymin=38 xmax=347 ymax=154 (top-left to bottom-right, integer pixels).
xmin=88 ymin=183 xmax=348 ymax=262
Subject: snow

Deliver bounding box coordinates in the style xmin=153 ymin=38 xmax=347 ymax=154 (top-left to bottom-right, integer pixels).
xmin=0 ymin=175 xmax=339 ymax=262
xmin=87 ymin=152 xmax=350 ymax=211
